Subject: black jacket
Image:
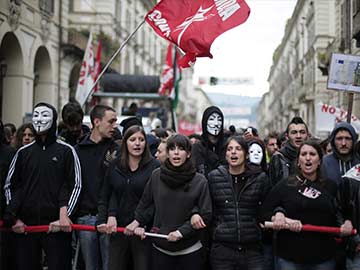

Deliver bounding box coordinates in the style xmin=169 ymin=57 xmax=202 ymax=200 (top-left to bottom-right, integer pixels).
xmin=262 ymin=178 xmax=341 ymax=264
xmin=269 ymin=141 xmax=298 ymax=186
xmin=97 ymin=158 xmax=160 ymax=226
xmin=339 ymin=169 xmax=360 ymax=258
xmin=75 ymin=135 xmax=120 ymax=217
xmin=208 ymin=165 xmax=270 ymax=246
xmin=192 ymin=106 xmax=227 ymax=178
xmin=135 ymin=168 xmax=212 ymax=252
xmin=0 ymin=144 xmax=15 ymax=218
xmin=4 ymin=103 xmax=82 ymax=226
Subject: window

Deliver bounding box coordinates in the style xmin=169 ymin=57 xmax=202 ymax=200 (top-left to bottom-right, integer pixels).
xmin=39 ymin=0 xmax=54 ymax=15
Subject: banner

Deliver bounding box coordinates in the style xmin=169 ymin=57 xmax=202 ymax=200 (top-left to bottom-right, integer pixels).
xmin=158 ymin=44 xmax=176 ymax=96
xmin=75 ymin=32 xmax=95 ymax=107
xmin=146 ymin=0 xmax=250 ymax=67
xmin=178 ymin=120 xmax=202 ymax=136
xmin=315 ymin=102 xmax=360 ymax=132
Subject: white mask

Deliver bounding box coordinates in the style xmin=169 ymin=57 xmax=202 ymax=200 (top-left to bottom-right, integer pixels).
xmin=249 ymin=143 xmax=263 ymax=165
xmin=32 ymin=106 xmax=53 ymax=134
xmin=206 ymin=112 xmax=222 ymax=136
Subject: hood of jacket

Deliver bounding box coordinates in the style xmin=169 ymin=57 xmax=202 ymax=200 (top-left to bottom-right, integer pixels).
xmin=201 ymin=105 xmax=224 ymax=144
xmin=330 ymin=122 xmax=358 ymax=159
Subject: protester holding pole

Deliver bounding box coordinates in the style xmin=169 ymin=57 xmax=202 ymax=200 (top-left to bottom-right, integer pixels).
xmin=96 ymin=125 xmax=159 ymax=270
xmin=126 ymin=134 xmax=212 ymax=270
xmin=262 ymin=139 xmax=353 ymax=270
xmin=207 ymin=136 xmax=270 ymax=270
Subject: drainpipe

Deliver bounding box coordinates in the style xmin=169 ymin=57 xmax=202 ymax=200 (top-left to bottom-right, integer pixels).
xmin=57 ymin=0 xmax=63 ymax=111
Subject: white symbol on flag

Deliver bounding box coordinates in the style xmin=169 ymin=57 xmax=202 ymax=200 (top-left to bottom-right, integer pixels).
xmin=174 ymin=5 xmax=215 ymax=47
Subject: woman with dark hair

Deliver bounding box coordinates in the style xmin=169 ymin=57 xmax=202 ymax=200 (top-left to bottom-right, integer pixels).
xmin=262 ymin=139 xmax=352 ymax=270
xmin=97 ymin=125 xmax=160 ymax=270
xmin=208 ymin=135 xmax=270 ymax=270
xmin=126 ymin=134 xmax=212 ymax=270
xmin=15 ymin=123 xmax=35 ymax=149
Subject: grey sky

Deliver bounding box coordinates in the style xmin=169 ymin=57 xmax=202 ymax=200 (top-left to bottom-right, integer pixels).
xmin=193 ymin=0 xmax=297 ymax=97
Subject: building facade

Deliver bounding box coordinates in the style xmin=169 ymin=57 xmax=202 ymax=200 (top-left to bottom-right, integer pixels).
xmin=258 ymin=0 xmax=360 ymax=137
xmin=0 ymin=0 xmax=68 ymax=126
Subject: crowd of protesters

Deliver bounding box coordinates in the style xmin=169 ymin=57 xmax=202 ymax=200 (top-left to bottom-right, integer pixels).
xmin=0 ymin=102 xmax=360 ymax=270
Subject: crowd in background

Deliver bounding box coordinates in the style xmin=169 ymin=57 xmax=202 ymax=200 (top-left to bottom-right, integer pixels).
xmin=0 ymin=102 xmax=360 ymax=270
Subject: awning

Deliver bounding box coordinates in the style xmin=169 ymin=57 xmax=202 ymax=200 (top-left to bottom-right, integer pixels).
xmin=100 ymin=73 xmax=160 ymax=93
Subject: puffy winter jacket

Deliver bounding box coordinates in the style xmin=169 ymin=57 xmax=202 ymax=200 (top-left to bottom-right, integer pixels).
xmin=208 ymin=165 xmax=270 ymax=246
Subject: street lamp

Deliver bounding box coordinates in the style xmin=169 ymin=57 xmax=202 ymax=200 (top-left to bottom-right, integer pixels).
xmin=0 ymin=63 xmax=7 ymax=119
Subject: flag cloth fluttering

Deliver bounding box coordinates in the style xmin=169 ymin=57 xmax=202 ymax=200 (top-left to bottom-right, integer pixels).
xmin=145 ymin=0 xmax=251 ymax=68
xmin=75 ymin=32 xmax=95 ymax=107
xmin=91 ymin=40 xmax=102 ymax=106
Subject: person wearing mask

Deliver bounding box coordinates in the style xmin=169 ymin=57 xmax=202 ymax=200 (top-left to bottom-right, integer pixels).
xmin=3 ymin=102 xmax=82 ymax=270
xmin=127 ymin=134 xmax=212 ymax=270
xmin=269 ymin=117 xmax=309 ymax=186
xmin=248 ymin=138 xmax=267 ymax=173
xmin=192 ymin=106 xmax=227 ymax=178
xmin=321 ymin=122 xmax=359 ymax=186
xmin=75 ymin=105 xmax=120 ymax=270
xmin=0 ymin=120 xmax=15 ymax=270
xmin=14 ymin=123 xmax=35 ymax=149
xmin=262 ymin=140 xmax=352 ymax=270
xmin=97 ymin=125 xmax=159 ymax=270
xmin=208 ymin=136 xmax=270 ymax=270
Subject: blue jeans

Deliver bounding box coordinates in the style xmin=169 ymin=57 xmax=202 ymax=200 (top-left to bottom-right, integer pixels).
xmin=347 ymin=253 xmax=360 ymax=270
xmin=277 ymin=257 xmax=335 ymax=270
xmin=77 ymin=215 xmax=109 ymax=270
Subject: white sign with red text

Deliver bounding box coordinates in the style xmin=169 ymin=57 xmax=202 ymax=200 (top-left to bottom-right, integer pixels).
xmin=315 ymin=102 xmax=360 ymax=132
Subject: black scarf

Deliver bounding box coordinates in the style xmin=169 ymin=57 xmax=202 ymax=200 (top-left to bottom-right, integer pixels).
xmin=280 ymin=141 xmax=298 ymax=161
xmin=160 ymin=159 xmax=196 ymax=190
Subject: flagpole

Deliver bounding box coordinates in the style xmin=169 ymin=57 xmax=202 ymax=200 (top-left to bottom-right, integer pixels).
xmin=171 ymin=45 xmax=178 ymax=132
xmin=84 ymin=19 xmax=146 ymax=103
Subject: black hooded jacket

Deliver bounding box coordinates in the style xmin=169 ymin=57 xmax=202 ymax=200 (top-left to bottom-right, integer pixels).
xmin=321 ymin=122 xmax=359 ymax=186
xmin=4 ymin=103 xmax=82 ymax=226
xmin=0 ymin=120 xmax=15 ymax=218
xmin=75 ymin=134 xmax=120 ymax=217
xmin=269 ymin=141 xmax=298 ymax=186
xmin=192 ymin=106 xmax=227 ymax=177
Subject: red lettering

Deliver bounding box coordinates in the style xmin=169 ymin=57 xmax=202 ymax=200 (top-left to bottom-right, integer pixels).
xmin=321 ymin=104 xmax=329 ymax=112
xmin=329 ymin=106 xmax=336 ymax=114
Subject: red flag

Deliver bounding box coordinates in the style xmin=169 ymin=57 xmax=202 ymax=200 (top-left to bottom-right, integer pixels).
xmin=158 ymin=44 xmax=180 ymax=96
xmin=146 ymin=0 xmax=250 ymax=68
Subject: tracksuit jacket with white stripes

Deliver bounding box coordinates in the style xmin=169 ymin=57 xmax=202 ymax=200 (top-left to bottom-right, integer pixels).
xmin=3 ymin=104 xmax=81 ymax=226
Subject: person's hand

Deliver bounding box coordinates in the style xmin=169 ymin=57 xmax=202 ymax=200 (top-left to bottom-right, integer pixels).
xmin=272 ymin=212 xmax=287 ymax=230
xmin=97 ymin=223 xmax=108 ymax=234
xmin=167 ymin=230 xmax=183 ymax=242
xmin=340 ymin=220 xmax=353 ymax=236
xmin=286 ymin=218 xmax=302 ymax=232
xmin=12 ymin=219 xmax=26 ymax=234
xmin=106 ymin=216 xmax=117 ymax=234
xmin=243 ymin=130 xmax=254 ymax=141
xmin=49 ymin=220 xmax=61 ymax=233
xmin=59 ymin=207 xmax=72 ymax=232
xmin=191 ymin=214 xmax=206 ymax=229
xmin=134 ymin=227 xmax=146 ymax=240
xmin=125 ymin=220 xmax=140 ymax=236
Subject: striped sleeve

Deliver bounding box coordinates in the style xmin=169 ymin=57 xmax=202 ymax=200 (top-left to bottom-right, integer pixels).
xmin=57 ymin=139 xmax=82 ymax=216
xmin=4 ymin=141 xmax=35 ymax=205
